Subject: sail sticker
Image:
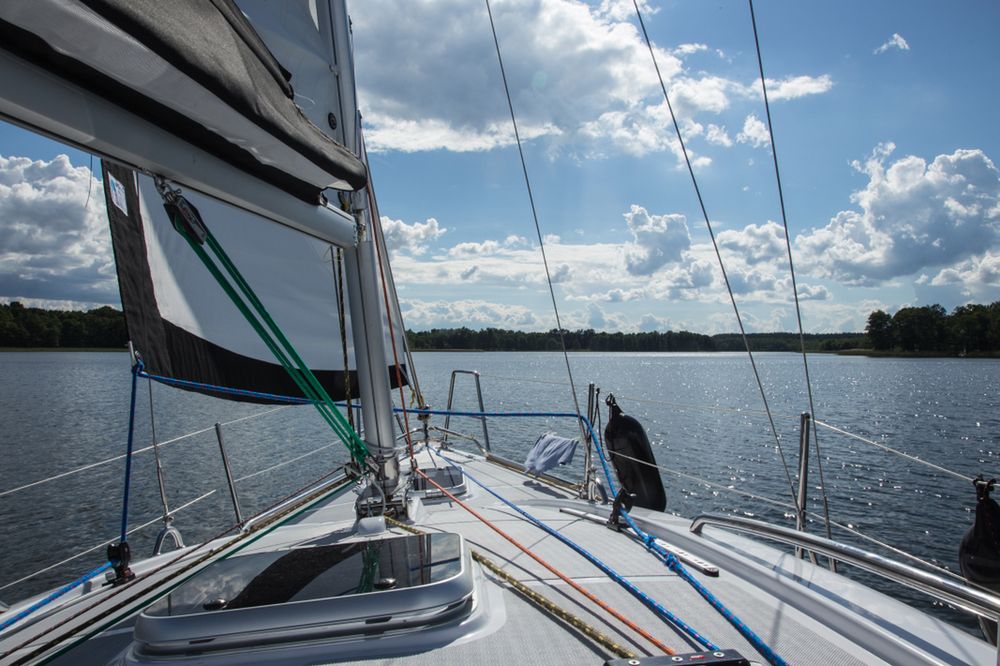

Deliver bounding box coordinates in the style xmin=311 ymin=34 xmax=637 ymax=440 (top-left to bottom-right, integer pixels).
xmin=109 ymin=174 xmax=128 ymax=216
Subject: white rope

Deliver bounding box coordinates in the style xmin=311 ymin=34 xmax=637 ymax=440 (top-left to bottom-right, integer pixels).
xmin=814 ymin=420 xmax=975 ymax=483
xmin=0 ymin=406 xmax=291 ymax=498
xmin=0 ymin=490 xmax=216 ymax=593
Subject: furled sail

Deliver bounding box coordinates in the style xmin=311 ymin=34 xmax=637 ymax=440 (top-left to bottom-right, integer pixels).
xmin=103 ymin=161 xmax=407 ymax=403
xmin=0 ymin=0 xmax=367 ymax=202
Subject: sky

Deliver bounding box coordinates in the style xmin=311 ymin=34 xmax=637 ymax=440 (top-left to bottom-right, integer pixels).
xmin=2 ymin=0 xmax=999 ymax=334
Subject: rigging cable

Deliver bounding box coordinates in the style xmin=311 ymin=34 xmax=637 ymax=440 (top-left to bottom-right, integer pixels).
xmin=748 ymin=0 xmax=833 ymax=540
xmin=484 ymin=0 xmax=587 ymax=442
xmin=629 ymin=0 xmax=798 ymax=511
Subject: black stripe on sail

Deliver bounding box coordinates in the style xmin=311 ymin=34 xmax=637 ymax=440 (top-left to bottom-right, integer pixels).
xmin=103 ymin=160 xmax=407 ymax=405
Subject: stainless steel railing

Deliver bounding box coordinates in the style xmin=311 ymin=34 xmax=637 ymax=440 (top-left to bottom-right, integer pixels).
xmin=443 ymin=370 xmax=491 ymax=451
xmin=690 ymin=514 xmax=1000 ymax=622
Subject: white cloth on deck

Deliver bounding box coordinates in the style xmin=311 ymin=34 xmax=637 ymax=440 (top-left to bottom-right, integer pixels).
xmin=524 ymin=432 xmax=578 ymax=476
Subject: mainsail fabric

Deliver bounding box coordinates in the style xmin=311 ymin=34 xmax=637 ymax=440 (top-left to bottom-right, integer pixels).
xmin=103 ymin=162 xmax=406 ymax=403
xmin=0 ymin=0 xmax=367 ymax=201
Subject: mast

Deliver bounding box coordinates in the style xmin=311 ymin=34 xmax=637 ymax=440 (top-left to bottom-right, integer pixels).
xmin=324 ymin=0 xmax=400 ymax=490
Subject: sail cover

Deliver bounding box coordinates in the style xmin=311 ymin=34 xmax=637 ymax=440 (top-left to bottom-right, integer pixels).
xmin=0 ymin=0 xmax=367 ymax=201
xmin=103 ymin=161 xmax=407 ymax=403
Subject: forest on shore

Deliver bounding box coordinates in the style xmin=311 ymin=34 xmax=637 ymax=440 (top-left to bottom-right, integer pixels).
xmin=864 ymin=302 xmax=1000 ymax=354
xmin=2 ymin=300 xmax=997 ymax=355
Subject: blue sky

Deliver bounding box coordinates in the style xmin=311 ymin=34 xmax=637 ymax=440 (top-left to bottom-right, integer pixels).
xmin=2 ymin=0 xmax=999 ymax=333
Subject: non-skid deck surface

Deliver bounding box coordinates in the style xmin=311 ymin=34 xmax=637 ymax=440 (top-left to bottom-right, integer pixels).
xmin=341 ymin=450 xmax=884 ymax=665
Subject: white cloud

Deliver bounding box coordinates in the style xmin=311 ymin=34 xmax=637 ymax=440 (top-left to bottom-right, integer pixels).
xmin=673 ymin=43 xmax=707 ymax=57
xmin=926 ymin=251 xmax=1000 ymax=299
xmin=0 ymin=154 xmax=116 ymax=305
xmin=638 ymin=313 xmax=671 ymax=332
xmin=380 ymin=216 xmax=446 ymax=256
xmin=352 ymin=1 xmax=828 ymax=162
xmin=795 ymin=144 xmax=1000 ymax=284
xmin=705 ymin=124 xmax=733 ymax=147
xmin=399 ymin=298 xmax=539 ymax=330
xmin=354 ymin=0 xmax=677 ymax=155
xmin=736 ymin=114 xmax=770 ymax=148
xmin=759 ymin=74 xmax=834 ymax=101
xmin=596 ymin=0 xmax=658 ymax=22
xmin=717 ymin=221 xmax=786 ymax=264
xmin=874 ymin=33 xmax=910 ymax=55
xmin=622 ymin=205 xmax=691 ymax=275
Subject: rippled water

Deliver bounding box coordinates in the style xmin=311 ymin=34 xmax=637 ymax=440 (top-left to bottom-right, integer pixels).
xmin=2 ymin=350 xmax=999 ymax=635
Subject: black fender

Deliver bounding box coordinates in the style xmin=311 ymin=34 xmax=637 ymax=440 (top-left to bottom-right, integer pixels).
xmin=603 ymin=394 xmax=666 ymax=512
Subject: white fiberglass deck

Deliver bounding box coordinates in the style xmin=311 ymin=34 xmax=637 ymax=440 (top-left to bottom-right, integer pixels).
xmin=3 ymin=445 xmax=994 ymax=665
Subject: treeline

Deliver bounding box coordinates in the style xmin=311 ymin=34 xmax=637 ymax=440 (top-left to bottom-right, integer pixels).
xmin=0 ymin=302 xmax=127 ymax=348
xmin=406 ymin=327 xmax=865 ymax=353
xmin=865 ymin=302 xmax=1000 ymax=353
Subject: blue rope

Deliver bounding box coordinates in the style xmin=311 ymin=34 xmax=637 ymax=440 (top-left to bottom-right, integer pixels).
xmin=425 ymin=408 xmax=785 ymax=664
xmin=112 ymin=373 xmax=784 ymax=663
xmin=139 ymin=371 xmax=366 ymax=411
xmin=575 ymin=416 xmax=788 ymax=666
xmin=119 ymin=361 xmax=143 ymax=544
xmin=431 ymin=447 xmax=716 ymax=651
xmin=0 ymin=562 xmax=112 ymax=632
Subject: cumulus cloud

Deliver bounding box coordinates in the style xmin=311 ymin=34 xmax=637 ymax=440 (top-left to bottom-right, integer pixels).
xmin=638 ymin=313 xmax=671 ymax=332
xmin=705 ymin=124 xmax=733 ymax=147
xmin=352 ymin=1 xmax=830 ymax=161
xmin=622 ymin=205 xmax=691 ymax=275
xmin=0 ymin=154 xmax=117 ymax=305
xmin=717 ymin=221 xmax=786 ymax=264
xmin=925 ymin=251 xmax=1000 ymax=299
xmin=736 ymin=114 xmax=770 ymax=148
xmin=399 ymin=298 xmax=539 ymax=330
xmin=380 ymin=216 xmax=446 ymax=256
xmin=795 ymin=143 xmax=1000 ymax=285
xmin=874 ymin=33 xmax=910 ymax=55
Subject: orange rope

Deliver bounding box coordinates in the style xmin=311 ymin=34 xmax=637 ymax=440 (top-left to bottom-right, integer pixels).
xmin=412 ymin=467 xmax=675 ymax=655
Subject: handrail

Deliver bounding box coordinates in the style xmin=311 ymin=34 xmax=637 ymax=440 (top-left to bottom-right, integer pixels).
xmin=690 ymin=514 xmax=1000 ymax=622
xmin=443 ymin=370 xmax=491 ymax=451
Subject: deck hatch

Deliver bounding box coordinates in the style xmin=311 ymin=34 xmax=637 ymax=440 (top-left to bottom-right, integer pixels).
xmin=134 ymin=533 xmax=472 ymax=655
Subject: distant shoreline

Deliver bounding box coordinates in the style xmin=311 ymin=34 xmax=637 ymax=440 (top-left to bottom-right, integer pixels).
xmin=837 ymin=348 xmax=1000 ymax=359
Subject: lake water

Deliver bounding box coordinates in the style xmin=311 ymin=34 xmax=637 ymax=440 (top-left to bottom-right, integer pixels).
xmin=1 ymin=350 xmax=999 ymax=635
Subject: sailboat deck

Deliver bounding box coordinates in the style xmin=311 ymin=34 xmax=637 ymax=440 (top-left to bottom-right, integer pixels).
xmin=302 ymin=446 xmax=986 ymax=665
xmin=7 ymin=445 xmax=992 ymax=665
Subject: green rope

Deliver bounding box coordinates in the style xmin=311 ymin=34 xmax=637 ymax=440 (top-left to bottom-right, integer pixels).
xmin=167 ymin=206 xmax=369 ymax=464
